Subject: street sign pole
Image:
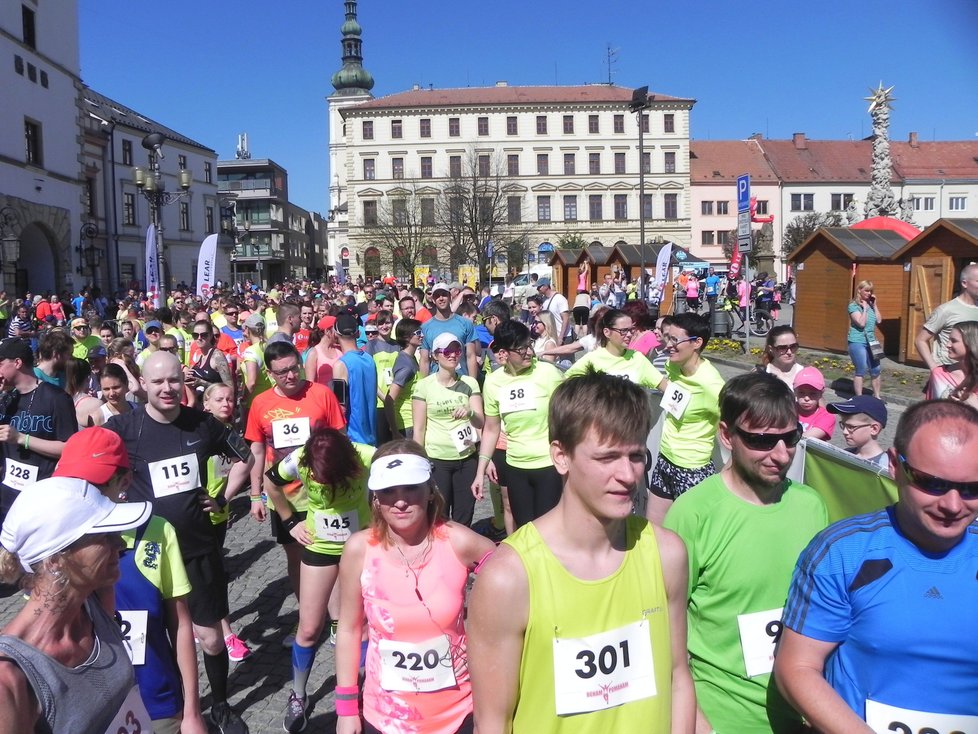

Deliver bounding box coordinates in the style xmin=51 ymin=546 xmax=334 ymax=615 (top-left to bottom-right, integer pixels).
xmin=737 ymin=174 xmax=752 ymax=354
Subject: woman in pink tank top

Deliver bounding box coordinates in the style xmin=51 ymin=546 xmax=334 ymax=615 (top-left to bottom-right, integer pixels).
xmin=335 ymin=440 xmax=495 ymax=734
xmin=304 ymin=315 xmax=343 ymax=387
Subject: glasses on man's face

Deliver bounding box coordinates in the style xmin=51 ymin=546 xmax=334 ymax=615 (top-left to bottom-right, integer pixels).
xmin=225 ymin=311 xmax=238 ymax=316
xmin=773 ymin=343 xmax=799 ymax=354
xmin=160 ymin=347 xmax=178 ymax=353
xmin=898 ymin=454 xmax=978 ymax=499
xmin=193 ymin=332 xmax=211 ymax=340
xmin=734 ymin=425 xmax=803 ymax=451
xmin=74 ymin=325 xmax=90 ymax=331
xmin=270 ymin=364 xmax=301 ymax=377
xmin=840 ymin=421 xmax=874 ymax=434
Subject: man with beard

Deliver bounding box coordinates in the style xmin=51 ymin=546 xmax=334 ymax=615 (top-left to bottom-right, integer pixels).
xmin=664 ymin=372 xmax=828 ymax=733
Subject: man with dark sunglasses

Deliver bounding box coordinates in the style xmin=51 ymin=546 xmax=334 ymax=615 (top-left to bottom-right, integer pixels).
xmin=663 ymin=373 xmax=828 ymax=734
xmin=776 ymin=399 xmax=978 ymax=732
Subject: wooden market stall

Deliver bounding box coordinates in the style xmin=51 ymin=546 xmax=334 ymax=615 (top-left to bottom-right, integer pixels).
xmin=787 ymin=227 xmax=912 ymax=355
xmin=890 ymin=218 xmax=978 ymax=363
xmin=547 ymin=248 xmax=581 ymax=301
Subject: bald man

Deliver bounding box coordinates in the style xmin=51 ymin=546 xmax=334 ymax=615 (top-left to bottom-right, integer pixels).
xmin=105 ymin=351 xmax=252 ymax=733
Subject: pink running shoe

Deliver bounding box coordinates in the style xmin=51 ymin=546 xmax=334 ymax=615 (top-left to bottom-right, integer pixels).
xmin=224 ymin=633 xmax=251 ymax=662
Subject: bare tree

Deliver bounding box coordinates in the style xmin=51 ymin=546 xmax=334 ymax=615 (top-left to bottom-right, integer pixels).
xmin=436 ymin=149 xmax=529 ymax=284
xmin=370 ymin=183 xmax=443 ymax=279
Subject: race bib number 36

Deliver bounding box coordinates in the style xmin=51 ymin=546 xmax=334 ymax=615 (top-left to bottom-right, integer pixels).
xmin=148 ymin=454 xmax=200 ymax=498
xmin=272 ymin=416 xmax=311 ymax=449
xmin=737 ymin=607 xmax=783 ymax=678
xmin=3 ymin=458 xmax=37 ymax=492
xmin=865 ymin=699 xmax=978 ymax=734
xmin=552 ymin=620 xmax=655 ymax=716
xmin=379 ymin=636 xmax=457 ymax=693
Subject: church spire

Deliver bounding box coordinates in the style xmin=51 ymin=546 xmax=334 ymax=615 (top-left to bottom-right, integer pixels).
xmin=331 ymin=1 xmax=374 ymax=96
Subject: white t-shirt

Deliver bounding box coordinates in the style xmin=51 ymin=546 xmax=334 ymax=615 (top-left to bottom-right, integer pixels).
xmin=544 ymin=292 xmax=571 ymax=339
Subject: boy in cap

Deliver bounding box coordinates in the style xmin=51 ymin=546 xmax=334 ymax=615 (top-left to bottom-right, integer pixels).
xmin=794 ymin=366 xmax=834 ymax=440
xmin=827 ymin=395 xmax=890 ymax=471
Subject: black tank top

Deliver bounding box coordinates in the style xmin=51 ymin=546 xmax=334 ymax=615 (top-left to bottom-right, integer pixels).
xmin=191 ymin=347 xmax=223 ymax=385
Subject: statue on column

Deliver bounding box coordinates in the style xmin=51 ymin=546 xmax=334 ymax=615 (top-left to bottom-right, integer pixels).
xmin=863 ymin=83 xmax=898 ymax=219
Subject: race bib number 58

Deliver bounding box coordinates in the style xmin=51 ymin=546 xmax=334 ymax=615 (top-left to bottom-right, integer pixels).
xmin=552 ymin=620 xmax=655 ymax=716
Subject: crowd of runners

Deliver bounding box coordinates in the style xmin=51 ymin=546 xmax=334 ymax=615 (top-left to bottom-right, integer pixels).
xmin=0 ymin=269 xmax=974 ymax=734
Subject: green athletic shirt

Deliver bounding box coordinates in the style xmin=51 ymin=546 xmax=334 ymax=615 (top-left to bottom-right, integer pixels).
xmin=121 ymin=515 xmax=191 ymax=599
xmin=412 ymin=374 xmax=481 ymax=461
xmin=372 ymin=350 xmax=398 ymax=409
xmin=206 ymin=453 xmax=236 ymax=526
xmin=482 ymin=360 xmax=564 ymax=469
xmin=565 ymin=347 xmax=664 ymax=388
xmin=505 ymin=517 xmax=673 ymax=733
xmin=659 ymin=358 xmax=725 ymax=469
xmin=663 ymin=475 xmax=828 ymax=733
xmin=271 ymin=442 xmax=374 ymax=556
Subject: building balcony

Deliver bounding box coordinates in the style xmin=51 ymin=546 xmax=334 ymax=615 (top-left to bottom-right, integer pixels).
xmin=232 ymin=243 xmax=284 ymax=261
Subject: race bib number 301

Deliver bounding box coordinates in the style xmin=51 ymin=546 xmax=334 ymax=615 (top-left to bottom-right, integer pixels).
xmin=552 ymin=620 xmax=655 ymax=716
xmin=865 ymin=699 xmax=978 ymax=734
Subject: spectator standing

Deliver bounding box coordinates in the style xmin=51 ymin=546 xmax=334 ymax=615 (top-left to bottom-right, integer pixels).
xmin=847 ymin=280 xmax=883 ymax=397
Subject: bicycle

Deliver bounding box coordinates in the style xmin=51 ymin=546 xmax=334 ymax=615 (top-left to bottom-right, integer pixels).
xmin=722 ymin=296 xmax=774 ymax=337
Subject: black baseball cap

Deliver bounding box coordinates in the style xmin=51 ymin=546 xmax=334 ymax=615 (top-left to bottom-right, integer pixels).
xmin=0 ymin=338 xmax=34 ymax=366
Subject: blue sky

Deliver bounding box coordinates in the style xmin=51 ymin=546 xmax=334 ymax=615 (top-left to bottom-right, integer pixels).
xmin=79 ymin=0 xmax=978 ymax=212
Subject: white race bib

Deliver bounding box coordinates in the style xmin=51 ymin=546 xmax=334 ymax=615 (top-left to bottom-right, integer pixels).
xmin=499 ymin=386 xmax=533 ymax=414
xmin=660 ymin=383 xmax=692 ymax=421
xmin=104 ymin=685 xmax=154 ymax=734
xmin=148 ymin=454 xmax=201 ymax=498
xmin=314 ymin=510 xmax=359 ymax=543
xmin=118 ymin=610 xmax=148 ymax=666
xmin=3 ymin=458 xmax=37 ymax=492
xmin=379 ymin=636 xmax=457 ymax=692
xmin=272 ymin=416 xmax=311 ymax=449
xmin=552 ymin=620 xmax=655 ymax=716
xmin=865 ymin=699 xmax=978 ymax=734
xmin=213 ymin=454 xmax=234 ymax=479
xmin=451 ymin=422 xmax=476 ymax=453
xmin=736 ymin=607 xmax=783 ymax=678
xmin=383 ymin=367 xmax=394 ymax=383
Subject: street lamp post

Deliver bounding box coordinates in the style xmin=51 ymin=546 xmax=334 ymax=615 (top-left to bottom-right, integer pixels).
xmin=0 ymin=207 xmax=22 ymax=293
xmin=629 ymin=86 xmax=654 ymax=301
xmin=132 ymin=133 xmax=191 ymax=307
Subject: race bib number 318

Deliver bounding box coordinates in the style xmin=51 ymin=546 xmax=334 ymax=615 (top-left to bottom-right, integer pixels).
xmin=551 ymin=620 xmax=655 ymax=716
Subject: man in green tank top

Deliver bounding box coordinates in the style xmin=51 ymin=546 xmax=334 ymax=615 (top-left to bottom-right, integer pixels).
xmin=469 ymin=370 xmax=695 ymax=733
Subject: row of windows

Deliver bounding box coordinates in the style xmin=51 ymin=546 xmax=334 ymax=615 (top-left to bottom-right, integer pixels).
xmin=700 ymin=201 xmax=730 ymax=215
xmin=120 ymin=140 xmax=212 ymax=182
xmin=361 ymin=193 xmax=681 ymax=226
xmin=122 ymin=194 xmax=208 ymax=232
xmin=362 ymin=112 xmax=677 ymax=141
xmin=363 ymin=150 xmax=679 ymax=180
xmin=13 ymin=55 xmax=49 ymax=87
xmin=700 ymin=230 xmax=731 ymax=246
xmin=911 ymin=195 xmax=968 ymax=212
xmin=789 ymin=193 xmax=854 ymax=212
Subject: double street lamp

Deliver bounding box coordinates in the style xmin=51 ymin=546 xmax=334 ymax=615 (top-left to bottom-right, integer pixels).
xmin=132 ymin=133 xmax=191 ymax=306
xmin=0 ymin=207 xmax=22 ymax=291
xmin=75 ymin=222 xmax=101 ymax=283
xmin=629 ymin=86 xmax=654 ymax=300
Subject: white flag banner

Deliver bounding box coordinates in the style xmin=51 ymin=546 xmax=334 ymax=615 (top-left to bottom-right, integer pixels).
xmin=145 ymin=224 xmax=159 ymax=309
xmin=653 ymin=241 xmax=673 ymax=289
xmin=196 ymin=233 xmax=218 ymax=299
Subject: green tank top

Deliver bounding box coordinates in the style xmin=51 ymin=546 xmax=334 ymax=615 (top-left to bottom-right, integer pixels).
xmin=505 ymin=516 xmax=673 ymax=733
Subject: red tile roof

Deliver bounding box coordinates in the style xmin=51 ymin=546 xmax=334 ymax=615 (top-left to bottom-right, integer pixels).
xmin=689 ymin=140 xmax=778 ymax=182
xmin=759 ymin=139 xmax=881 ymax=183
xmin=891 ymin=141 xmax=978 ymax=181
xmin=349 ymin=85 xmax=694 ymax=112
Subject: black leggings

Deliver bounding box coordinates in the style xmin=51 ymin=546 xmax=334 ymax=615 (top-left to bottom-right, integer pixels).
xmin=505 ymin=463 xmax=563 ymax=529
xmin=366 ymin=713 xmax=473 ymax=734
xmin=430 ymin=454 xmax=478 ymax=527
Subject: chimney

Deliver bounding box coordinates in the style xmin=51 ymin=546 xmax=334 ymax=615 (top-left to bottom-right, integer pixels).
xmin=909 ymin=131 xmax=919 ymax=148
xmin=750 ymin=132 xmax=763 ymax=140
xmin=495 ymin=80 xmax=508 ymax=87
xmin=792 ymin=132 xmax=807 ymax=150
xmin=412 ymin=83 xmax=420 ymax=91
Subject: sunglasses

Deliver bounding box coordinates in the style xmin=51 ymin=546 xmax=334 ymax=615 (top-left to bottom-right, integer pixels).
xmin=437 ymin=347 xmax=463 ymax=358
xmin=192 ymin=332 xmax=211 ymax=339
xmin=412 ymin=329 xmax=423 ymax=336
xmin=898 ymin=454 xmax=978 ymax=499
xmin=734 ymin=424 xmax=803 ymax=451
xmin=773 ymin=343 xmax=799 ymax=354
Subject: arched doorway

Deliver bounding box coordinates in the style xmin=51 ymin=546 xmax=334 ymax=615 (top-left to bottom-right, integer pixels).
xmin=17 ymin=222 xmax=60 ymax=296
xmin=363 ymin=246 xmax=381 ymax=282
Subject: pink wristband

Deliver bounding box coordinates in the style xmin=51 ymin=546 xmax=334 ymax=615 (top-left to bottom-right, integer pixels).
xmin=335 ymin=697 xmax=359 ymax=717
xmin=335 ymin=685 xmax=359 ymax=696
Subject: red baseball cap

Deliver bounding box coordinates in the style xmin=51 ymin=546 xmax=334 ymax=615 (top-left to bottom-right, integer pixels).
xmin=318 ymin=315 xmax=337 ymax=331
xmin=54 ymin=427 xmax=130 ymax=485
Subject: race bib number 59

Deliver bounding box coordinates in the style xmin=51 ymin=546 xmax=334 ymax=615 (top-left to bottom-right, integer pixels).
xmin=551 ymin=620 xmax=655 ymax=716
